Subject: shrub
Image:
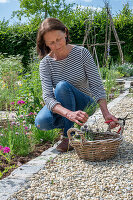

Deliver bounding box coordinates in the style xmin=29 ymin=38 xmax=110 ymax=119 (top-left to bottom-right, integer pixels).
xmin=112 ymin=63 xmax=133 ymax=77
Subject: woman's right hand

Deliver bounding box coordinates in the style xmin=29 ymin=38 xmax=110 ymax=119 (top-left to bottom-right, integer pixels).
xmin=66 ymin=110 xmax=88 ymax=126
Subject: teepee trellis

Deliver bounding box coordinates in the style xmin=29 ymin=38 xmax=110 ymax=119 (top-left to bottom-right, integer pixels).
xmin=82 ymin=18 xmax=100 ymax=70
xmin=82 ymin=1 xmax=125 ymax=66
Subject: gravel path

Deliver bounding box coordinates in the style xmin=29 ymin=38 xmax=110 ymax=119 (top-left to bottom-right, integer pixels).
xmin=9 ymin=95 xmax=133 ymax=200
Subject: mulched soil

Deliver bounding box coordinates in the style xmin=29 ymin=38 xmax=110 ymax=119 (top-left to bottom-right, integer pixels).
xmin=0 ymin=141 xmax=57 ymax=180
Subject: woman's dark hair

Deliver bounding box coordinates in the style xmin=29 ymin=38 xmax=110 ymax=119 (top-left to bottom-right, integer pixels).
xmin=36 ymin=18 xmax=70 ymax=58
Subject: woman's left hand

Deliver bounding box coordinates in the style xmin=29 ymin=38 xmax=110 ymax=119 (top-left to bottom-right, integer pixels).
xmin=104 ymin=113 xmax=119 ymax=129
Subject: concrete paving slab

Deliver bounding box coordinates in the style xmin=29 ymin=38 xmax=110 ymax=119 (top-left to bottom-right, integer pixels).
xmin=0 ymin=178 xmax=28 ymax=200
xmin=9 ymin=164 xmax=45 ymax=178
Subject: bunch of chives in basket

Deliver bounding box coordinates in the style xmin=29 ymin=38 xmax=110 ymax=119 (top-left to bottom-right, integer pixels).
xmin=74 ymin=102 xmax=97 ymax=141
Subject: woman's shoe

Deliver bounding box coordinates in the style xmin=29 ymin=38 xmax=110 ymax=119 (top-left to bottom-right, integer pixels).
xmin=56 ymin=138 xmax=74 ymax=152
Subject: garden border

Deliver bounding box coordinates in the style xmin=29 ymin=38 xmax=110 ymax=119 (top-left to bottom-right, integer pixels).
xmin=0 ymin=78 xmax=132 ymax=200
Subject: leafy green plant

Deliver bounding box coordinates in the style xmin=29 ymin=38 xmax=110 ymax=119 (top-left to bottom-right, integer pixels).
xmin=32 ymin=127 xmax=60 ymax=145
xmin=16 ymin=62 xmax=43 ymax=115
xmin=0 ymin=53 xmax=43 ymax=112
xmin=74 ymin=101 xmax=97 ymax=140
xmin=0 ymin=165 xmax=16 ymax=179
xmin=0 ymin=55 xmax=23 ymax=110
xmin=12 ymin=0 xmax=75 ymax=23
xmin=112 ymin=63 xmax=133 ymax=77
xmin=100 ymin=64 xmax=123 ymax=101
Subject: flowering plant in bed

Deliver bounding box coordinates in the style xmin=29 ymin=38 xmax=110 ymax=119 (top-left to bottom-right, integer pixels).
xmin=1 ymin=99 xmax=38 ymax=156
xmin=0 ymin=98 xmax=60 ymax=157
xmin=0 ymin=105 xmax=60 ymax=179
xmin=0 ymin=145 xmax=16 ymax=179
xmin=0 ymin=145 xmax=11 ymax=163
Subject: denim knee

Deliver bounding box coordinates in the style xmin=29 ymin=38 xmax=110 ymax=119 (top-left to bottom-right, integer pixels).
xmin=35 ymin=115 xmax=52 ymax=131
xmin=55 ymin=81 xmax=70 ymax=97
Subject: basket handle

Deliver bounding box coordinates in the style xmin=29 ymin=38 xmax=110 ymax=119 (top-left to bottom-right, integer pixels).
xmin=67 ymin=127 xmax=87 ymax=143
xmin=107 ymin=121 xmax=124 ymax=135
xmin=68 ymin=121 xmax=124 ymax=144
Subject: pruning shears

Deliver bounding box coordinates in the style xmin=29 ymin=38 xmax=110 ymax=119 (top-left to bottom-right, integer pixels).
xmin=105 ymin=114 xmax=131 ymax=134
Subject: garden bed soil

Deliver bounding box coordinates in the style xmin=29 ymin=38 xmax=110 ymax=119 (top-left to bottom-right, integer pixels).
xmin=0 ymin=141 xmax=57 ymax=180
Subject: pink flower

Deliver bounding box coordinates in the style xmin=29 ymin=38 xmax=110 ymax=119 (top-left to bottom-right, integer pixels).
xmin=17 ymin=100 xmax=26 ymax=105
xmin=24 ymin=126 xmax=28 ymax=130
xmin=28 ymin=112 xmax=37 ymax=116
xmin=28 ymin=112 xmax=34 ymax=116
xmin=11 ymin=102 xmax=15 ymax=105
xmin=21 ymin=100 xmax=25 ymax=104
xmin=0 ymin=145 xmax=3 ymax=151
xmin=3 ymin=147 xmax=10 ymax=153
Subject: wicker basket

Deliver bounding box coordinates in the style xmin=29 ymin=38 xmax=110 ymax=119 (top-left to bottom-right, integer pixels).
xmin=67 ymin=124 xmax=124 ymax=161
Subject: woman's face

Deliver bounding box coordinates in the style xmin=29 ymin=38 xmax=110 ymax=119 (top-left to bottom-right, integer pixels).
xmin=44 ymin=30 xmax=67 ymax=53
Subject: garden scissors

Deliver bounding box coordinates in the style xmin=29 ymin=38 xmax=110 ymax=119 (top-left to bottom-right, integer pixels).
xmin=105 ymin=114 xmax=131 ymax=133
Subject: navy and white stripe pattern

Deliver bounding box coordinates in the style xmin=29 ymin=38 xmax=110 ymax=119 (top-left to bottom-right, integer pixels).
xmin=39 ymin=45 xmax=106 ymax=111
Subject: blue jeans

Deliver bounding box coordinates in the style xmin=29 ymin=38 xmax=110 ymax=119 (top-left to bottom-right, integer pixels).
xmin=35 ymin=81 xmax=96 ymax=137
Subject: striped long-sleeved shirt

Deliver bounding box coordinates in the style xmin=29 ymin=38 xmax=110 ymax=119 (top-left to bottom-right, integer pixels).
xmin=39 ymin=45 xmax=106 ymax=111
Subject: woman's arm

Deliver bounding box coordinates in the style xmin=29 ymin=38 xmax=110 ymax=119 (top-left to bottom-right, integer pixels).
xmin=82 ymin=47 xmax=106 ymax=102
xmin=52 ymin=104 xmax=88 ymax=126
xmin=98 ymin=99 xmax=118 ymax=128
xmin=82 ymin=48 xmax=118 ymax=128
xmin=39 ymin=59 xmax=61 ymax=111
xmin=53 ymin=100 xmax=118 ymax=128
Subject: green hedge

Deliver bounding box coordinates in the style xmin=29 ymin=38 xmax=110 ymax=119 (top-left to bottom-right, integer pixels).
xmin=0 ymin=20 xmax=38 ymax=68
xmin=0 ymin=4 xmax=133 ymax=69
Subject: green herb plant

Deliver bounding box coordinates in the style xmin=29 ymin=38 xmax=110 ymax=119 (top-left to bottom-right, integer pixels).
xmin=74 ymin=101 xmax=97 ymax=141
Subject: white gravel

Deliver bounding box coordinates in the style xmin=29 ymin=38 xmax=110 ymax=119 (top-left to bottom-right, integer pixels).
xmin=9 ymin=95 xmax=133 ymax=200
